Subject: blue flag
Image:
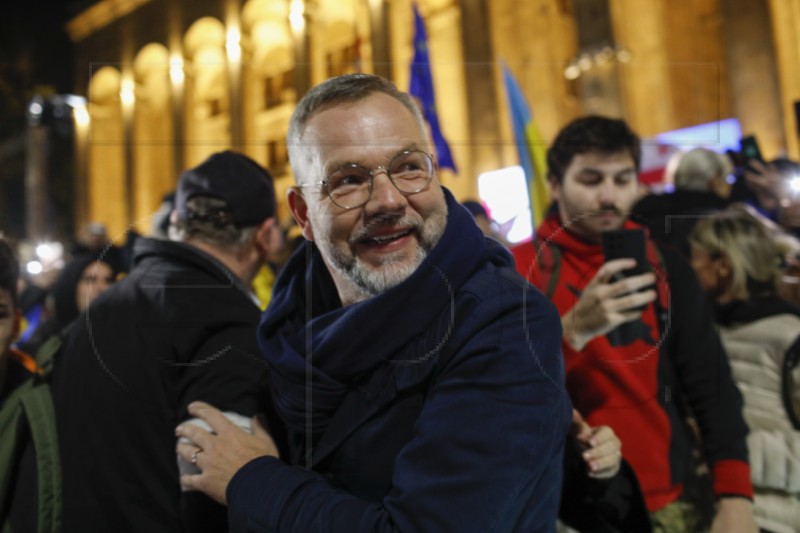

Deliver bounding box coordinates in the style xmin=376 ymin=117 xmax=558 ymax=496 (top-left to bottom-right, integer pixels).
xmin=408 ymin=4 xmax=457 ymax=173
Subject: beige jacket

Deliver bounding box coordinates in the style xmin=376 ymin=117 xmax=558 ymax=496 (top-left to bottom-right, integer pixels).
xmin=720 ymin=314 xmax=800 ymax=533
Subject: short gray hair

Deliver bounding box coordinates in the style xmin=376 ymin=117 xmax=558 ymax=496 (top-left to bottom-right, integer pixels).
xmin=674 ymin=148 xmax=732 ymax=192
xmin=170 ymin=196 xmax=257 ymax=249
xmin=287 ymin=74 xmax=426 ymax=183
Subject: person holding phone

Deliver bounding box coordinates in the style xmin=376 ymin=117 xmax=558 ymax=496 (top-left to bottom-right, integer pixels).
xmin=512 ymin=116 xmax=757 ymax=533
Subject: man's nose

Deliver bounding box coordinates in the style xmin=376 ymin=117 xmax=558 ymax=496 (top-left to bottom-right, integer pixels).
xmin=365 ymin=171 xmax=405 ymax=213
xmin=597 ymin=180 xmax=617 ymax=205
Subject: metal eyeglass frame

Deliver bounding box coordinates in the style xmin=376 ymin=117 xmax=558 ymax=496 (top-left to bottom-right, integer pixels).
xmin=296 ymin=149 xmax=435 ymax=209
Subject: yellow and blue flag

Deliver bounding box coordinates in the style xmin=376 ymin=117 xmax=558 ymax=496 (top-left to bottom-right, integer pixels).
xmin=501 ymin=63 xmax=549 ymax=227
xmin=409 ymin=4 xmax=457 ymax=173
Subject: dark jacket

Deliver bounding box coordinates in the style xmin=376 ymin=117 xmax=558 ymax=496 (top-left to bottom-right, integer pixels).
xmin=226 ymin=190 xmax=572 ymax=532
xmin=51 ymin=238 xmax=276 ymax=532
xmin=631 ymin=189 xmax=729 ymax=257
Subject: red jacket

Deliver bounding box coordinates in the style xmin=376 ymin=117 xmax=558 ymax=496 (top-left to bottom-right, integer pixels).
xmin=513 ymin=214 xmax=753 ymax=512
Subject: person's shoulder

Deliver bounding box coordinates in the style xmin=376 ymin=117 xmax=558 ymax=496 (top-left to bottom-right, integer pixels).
xmin=652 ymin=240 xmax=691 ymax=273
xmin=457 ymin=258 xmax=561 ymax=329
xmin=0 ymin=349 xmax=36 ymax=401
xmin=508 ymin=239 xmax=539 ymax=276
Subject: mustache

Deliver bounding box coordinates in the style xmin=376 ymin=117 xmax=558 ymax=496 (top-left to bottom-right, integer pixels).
xmin=592 ymin=206 xmax=625 ymax=216
xmin=351 ymin=212 xmax=422 ymax=242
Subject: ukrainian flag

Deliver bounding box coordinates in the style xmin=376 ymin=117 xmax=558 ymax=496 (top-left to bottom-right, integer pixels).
xmin=501 ymin=63 xmax=550 ymax=228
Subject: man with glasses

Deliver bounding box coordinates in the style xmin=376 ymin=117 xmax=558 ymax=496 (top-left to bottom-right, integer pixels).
xmin=176 ymin=73 xmax=573 ymax=531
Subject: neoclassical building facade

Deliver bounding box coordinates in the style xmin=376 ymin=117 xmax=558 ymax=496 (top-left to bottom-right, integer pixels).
xmin=66 ymin=0 xmax=800 ymax=240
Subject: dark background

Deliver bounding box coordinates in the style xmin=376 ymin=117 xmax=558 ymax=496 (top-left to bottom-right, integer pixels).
xmin=0 ymin=0 xmax=91 ymax=241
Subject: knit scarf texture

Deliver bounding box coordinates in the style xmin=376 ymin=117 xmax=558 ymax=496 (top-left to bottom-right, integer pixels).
xmin=258 ymin=188 xmax=512 ymax=436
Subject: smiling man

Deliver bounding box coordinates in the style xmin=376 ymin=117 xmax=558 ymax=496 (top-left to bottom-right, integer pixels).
xmin=176 ymin=73 xmax=571 ymax=532
xmin=512 ymin=116 xmax=757 ymax=533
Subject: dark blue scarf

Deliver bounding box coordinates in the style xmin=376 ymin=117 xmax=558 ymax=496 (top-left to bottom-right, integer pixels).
xmin=258 ymin=188 xmax=513 ymax=435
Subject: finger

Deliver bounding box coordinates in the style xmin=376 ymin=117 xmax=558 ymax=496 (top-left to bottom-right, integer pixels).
xmin=570 ymin=409 xmax=592 ymax=441
xmin=187 ymin=402 xmax=236 ymax=435
xmin=588 ymin=458 xmax=621 ymax=479
xmin=586 ymin=437 xmax=619 ymax=461
xmin=606 ymin=272 xmax=656 ymax=297
xmin=608 ymin=289 xmax=656 ymax=313
xmin=748 ymin=159 xmax=767 ymax=173
xmin=588 ymin=425 xmax=617 ymax=447
xmin=175 ymin=422 xmax=213 ymax=449
xmin=176 ymin=441 xmax=201 ymax=463
xmin=583 ymin=446 xmax=619 ymax=468
xmin=595 ymin=259 xmax=637 ymax=284
xmin=180 ymin=473 xmax=202 ymax=492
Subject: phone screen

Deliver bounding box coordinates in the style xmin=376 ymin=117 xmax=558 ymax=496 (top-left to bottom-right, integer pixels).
xmin=740 ymin=135 xmax=764 ymax=166
xmin=601 ymin=229 xmax=648 ymax=277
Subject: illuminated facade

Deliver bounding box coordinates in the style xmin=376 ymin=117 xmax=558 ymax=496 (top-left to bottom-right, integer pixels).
xmin=66 ymin=0 xmax=800 ymax=241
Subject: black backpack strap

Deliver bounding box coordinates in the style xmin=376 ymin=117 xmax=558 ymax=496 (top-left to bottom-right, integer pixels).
xmin=533 ymin=237 xmax=562 ymax=299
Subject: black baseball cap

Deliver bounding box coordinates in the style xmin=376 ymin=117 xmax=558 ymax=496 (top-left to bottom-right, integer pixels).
xmin=176 ymin=151 xmax=276 ymax=228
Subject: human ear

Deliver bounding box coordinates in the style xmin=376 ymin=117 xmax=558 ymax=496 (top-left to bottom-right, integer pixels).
xmin=548 ymin=176 xmax=561 ymax=202
xmin=287 ymin=188 xmax=314 ymax=242
xmin=254 ymin=217 xmax=277 ymax=256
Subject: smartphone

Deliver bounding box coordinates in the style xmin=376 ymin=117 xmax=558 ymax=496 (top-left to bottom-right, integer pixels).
xmin=740 ymin=135 xmax=764 ymax=173
xmin=602 ymin=229 xmax=650 ymax=311
xmin=602 ymin=229 xmax=648 ymax=276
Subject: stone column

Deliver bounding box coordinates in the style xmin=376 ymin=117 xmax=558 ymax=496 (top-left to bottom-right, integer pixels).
xmin=721 ymin=0 xmax=784 ymax=157
xmin=609 ymin=0 xmax=675 ymax=137
xmin=768 ymin=0 xmax=800 ymax=158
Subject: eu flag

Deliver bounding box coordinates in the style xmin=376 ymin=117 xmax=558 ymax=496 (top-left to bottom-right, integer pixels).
xmin=408 ymin=4 xmax=457 ymax=173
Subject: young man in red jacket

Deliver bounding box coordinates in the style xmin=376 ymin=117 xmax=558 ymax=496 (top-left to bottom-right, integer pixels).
xmin=512 ymin=116 xmax=757 ymax=533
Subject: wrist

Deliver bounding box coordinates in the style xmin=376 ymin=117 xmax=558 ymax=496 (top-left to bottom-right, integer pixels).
xmin=562 ymin=310 xmax=590 ymax=350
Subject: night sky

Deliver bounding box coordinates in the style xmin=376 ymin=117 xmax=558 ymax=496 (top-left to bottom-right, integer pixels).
xmin=0 ymin=0 xmax=91 ymax=239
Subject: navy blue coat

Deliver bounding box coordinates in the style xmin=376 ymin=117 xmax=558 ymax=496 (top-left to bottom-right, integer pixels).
xmin=227 ymin=191 xmax=572 ymax=532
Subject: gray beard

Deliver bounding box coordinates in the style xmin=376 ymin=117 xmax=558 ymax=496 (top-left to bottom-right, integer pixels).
xmin=341 ymin=245 xmax=427 ymax=298
xmin=318 ymin=208 xmax=447 ymax=300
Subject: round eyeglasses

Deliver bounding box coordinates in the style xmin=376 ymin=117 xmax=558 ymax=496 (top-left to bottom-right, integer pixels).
xmin=299 ymin=150 xmax=435 ymax=209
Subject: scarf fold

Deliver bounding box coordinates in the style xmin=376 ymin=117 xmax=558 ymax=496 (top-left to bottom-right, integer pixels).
xmin=258 ymin=188 xmax=511 ymax=435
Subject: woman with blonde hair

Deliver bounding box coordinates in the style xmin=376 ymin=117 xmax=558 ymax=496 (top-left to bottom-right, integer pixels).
xmin=689 ymin=206 xmax=800 ymax=533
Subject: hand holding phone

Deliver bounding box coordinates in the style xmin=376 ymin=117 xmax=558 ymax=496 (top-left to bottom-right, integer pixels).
xmin=602 ymin=229 xmax=651 ymax=311
xmin=561 ymin=233 xmax=657 ymax=349
xmin=740 ymin=135 xmax=764 ymax=174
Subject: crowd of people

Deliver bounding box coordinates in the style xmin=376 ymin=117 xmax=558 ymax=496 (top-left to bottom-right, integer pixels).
xmin=1 ymin=72 xmax=799 ymax=532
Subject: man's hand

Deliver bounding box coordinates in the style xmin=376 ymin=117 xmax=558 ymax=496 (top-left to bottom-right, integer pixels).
xmin=744 ymin=160 xmax=783 ymax=211
xmin=710 ymin=498 xmax=757 ymax=533
xmin=561 ymin=258 xmax=656 ymax=350
xmin=175 ymin=401 xmax=279 ymax=505
xmin=570 ymin=409 xmax=622 ymax=479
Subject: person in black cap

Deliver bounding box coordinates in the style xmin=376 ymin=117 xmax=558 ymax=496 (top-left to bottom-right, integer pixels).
xmin=50 ymin=151 xmax=284 ymax=531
